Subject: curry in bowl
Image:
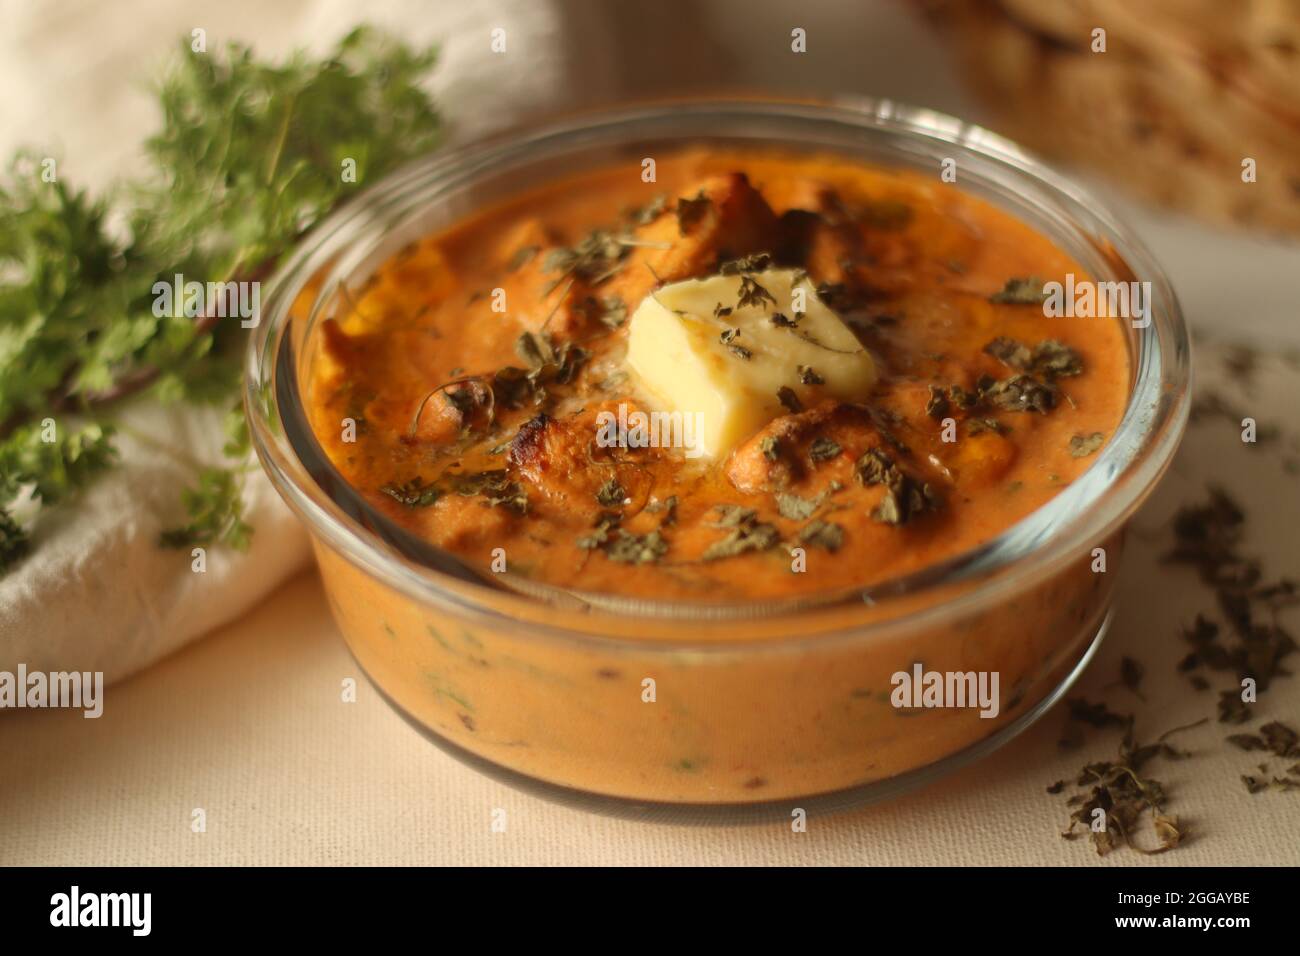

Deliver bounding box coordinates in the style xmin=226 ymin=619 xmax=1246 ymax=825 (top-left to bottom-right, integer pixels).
xmin=308 ymin=150 xmax=1128 ymax=602
xmin=248 ymin=104 xmax=1184 ymax=814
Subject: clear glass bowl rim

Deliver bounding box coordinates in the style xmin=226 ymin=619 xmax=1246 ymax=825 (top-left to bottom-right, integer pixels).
xmin=244 ymin=97 xmax=1191 ymax=652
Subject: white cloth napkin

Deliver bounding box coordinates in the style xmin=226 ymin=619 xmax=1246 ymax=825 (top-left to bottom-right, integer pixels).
xmin=0 ymin=0 xmax=574 ymax=684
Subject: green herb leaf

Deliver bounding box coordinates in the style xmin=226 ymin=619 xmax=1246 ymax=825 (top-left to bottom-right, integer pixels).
xmin=158 ymin=466 xmax=251 ymax=550
xmin=453 ymin=469 xmax=527 ymax=514
xmin=989 ymin=276 xmax=1047 ymax=305
xmin=606 ymin=528 xmax=668 ymax=564
xmin=808 ymin=435 xmax=841 ymax=463
xmin=0 ymin=27 xmax=442 ymax=574
xmin=628 ymin=194 xmax=667 ymax=226
xmin=1070 ymin=432 xmax=1106 ymax=457
xmin=702 ymin=504 xmax=780 ymax=561
xmin=0 ymin=510 xmax=29 ymax=573
xmin=0 ymin=421 xmax=117 ymax=508
xmin=985 ymin=337 xmax=1082 ymax=379
xmin=380 ymin=477 xmax=441 ymax=508
xmin=595 ymin=294 xmax=627 ymax=328
xmin=675 ymin=191 xmax=712 ymax=235
xmin=978 ymin=373 xmax=1057 ymax=414
xmin=855 ymin=448 xmax=941 ymax=526
xmin=798 ymin=365 xmax=824 ymax=386
xmin=798 ymin=519 xmax=844 ymax=552
xmin=737 ymin=274 xmax=776 ymax=311
xmin=719 ymin=326 xmax=751 ymax=360
xmin=595 ymin=478 xmax=626 ymax=508
xmin=776 ymin=492 xmax=818 ymax=521
xmin=719 ymin=252 xmax=772 ymax=275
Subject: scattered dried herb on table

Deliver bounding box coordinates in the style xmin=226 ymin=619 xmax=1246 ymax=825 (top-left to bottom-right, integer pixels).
xmin=1053 ymin=480 xmax=1300 ymax=854
xmin=1163 ymin=486 xmax=1298 ymax=696
xmin=1055 ymin=711 xmax=1205 ymax=856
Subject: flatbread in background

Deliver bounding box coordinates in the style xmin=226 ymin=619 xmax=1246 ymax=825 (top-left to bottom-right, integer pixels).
xmin=915 ymin=0 xmax=1300 ymax=234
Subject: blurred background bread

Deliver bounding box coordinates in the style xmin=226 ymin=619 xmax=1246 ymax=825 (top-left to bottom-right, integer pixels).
xmin=914 ymin=0 xmax=1300 ymax=234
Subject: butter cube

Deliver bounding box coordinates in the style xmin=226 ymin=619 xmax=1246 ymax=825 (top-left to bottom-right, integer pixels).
xmin=625 ymin=269 xmax=876 ymax=459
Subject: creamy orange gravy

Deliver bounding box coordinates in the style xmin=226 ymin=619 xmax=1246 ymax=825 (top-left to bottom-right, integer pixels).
xmin=309 ymin=150 xmax=1129 ymax=601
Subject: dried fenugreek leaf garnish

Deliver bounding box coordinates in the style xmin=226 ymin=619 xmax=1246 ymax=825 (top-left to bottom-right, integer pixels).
xmin=989 ymin=276 xmax=1047 ymax=305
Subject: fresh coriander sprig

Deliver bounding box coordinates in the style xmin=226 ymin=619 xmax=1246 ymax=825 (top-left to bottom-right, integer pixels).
xmin=0 ymin=26 xmax=442 ymax=569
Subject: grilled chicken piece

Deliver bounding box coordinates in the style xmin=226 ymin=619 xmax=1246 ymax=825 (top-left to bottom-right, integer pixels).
xmin=494 ymin=175 xmax=780 ymax=341
xmin=604 ymin=173 xmax=781 ymax=308
xmin=508 ymin=402 xmax=663 ymax=511
xmin=774 ymin=182 xmax=863 ymax=285
xmin=726 ymin=400 xmax=893 ymax=495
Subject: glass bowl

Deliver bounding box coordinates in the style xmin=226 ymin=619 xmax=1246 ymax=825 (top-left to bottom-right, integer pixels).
xmin=245 ymin=99 xmax=1190 ymax=823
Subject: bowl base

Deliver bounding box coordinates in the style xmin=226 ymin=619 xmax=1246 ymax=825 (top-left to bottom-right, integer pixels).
xmin=355 ymin=610 xmax=1111 ymax=826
